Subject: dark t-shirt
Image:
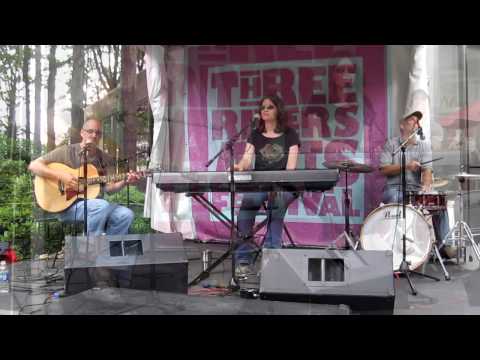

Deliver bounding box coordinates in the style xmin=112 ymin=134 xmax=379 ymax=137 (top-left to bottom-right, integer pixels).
xmin=247 ymin=128 xmax=301 ymax=171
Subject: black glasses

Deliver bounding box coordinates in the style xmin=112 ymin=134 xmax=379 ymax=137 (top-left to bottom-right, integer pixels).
xmin=261 ymin=105 xmax=275 ymax=111
xmin=83 ymin=129 xmax=103 ymax=136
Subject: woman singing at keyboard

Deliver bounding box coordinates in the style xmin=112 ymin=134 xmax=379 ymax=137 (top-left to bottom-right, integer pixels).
xmin=232 ymin=94 xmax=301 ymax=280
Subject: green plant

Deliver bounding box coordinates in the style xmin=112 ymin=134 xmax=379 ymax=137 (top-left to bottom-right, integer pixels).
xmin=0 ymin=159 xmax=34 ymax=258
xmin=105 ymin=186 xmax=151 ymax=234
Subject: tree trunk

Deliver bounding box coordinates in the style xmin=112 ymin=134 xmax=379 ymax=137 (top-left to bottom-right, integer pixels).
xmin=46 ymin=45 xmax=57 ymax=152
xmin=33 ymin=45 xmax=42 ymax=157
xmin=23 ymin=45 xmax=31 ymax=161
xmin=6 ymin=45 xmax=21 ymax=159
xmin=121 ymin=45 xmax=137 ymax=170
xmin=7 ymin=79 xmax=18 ymax=159
xmin=70 ymin=45 xmax=85 ymax=144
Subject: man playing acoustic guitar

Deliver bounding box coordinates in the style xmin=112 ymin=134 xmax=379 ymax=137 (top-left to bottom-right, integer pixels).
xmin=28 ymin=116 xmax=142 ymax=236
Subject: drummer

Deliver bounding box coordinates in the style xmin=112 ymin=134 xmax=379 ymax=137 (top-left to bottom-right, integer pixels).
xmin=379 ymin=110 xmax=453 ymax=258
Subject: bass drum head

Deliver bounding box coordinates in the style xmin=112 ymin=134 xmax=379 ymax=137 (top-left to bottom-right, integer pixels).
xmin=360 ymin=204 xmax=433 ymax=271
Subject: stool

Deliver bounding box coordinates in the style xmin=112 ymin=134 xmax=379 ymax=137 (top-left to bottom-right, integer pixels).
xmin=253 ymin=201 xmax=296 ymax=248
xmin=250 ymin=192 xmax=298 ymax=264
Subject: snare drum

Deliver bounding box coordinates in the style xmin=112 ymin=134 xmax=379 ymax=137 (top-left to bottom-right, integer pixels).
xmin=360 ymin=203 xmax=434 ymax=271
xmin=409 ymin=192 xmax=447 ymax=211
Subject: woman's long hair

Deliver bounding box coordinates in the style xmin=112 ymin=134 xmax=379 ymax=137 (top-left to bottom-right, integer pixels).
xmin=256 ymin=94 xmax=288 ymax=134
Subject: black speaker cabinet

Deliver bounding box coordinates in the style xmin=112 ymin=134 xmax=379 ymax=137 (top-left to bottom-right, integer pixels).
xmin=259 ymin=248 xmax=395 ymax=314
xmin=64 ymin=233 xmax=188 ymax=295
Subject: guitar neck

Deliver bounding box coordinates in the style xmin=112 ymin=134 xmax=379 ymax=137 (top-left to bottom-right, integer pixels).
xmin=85 ymin=170 xmax=150 ymax=185
xmin=86 ymin=173 xmax=128 ymax=185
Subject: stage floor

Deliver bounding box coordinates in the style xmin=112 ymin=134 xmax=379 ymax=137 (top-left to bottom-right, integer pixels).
xmin=1 ymin=240 xmax=480 ymax=315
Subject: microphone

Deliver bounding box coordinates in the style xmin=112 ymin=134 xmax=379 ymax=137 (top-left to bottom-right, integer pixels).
xmin=80 ymin=142 xmax=95 ymax=155
xmin=417 ymin=126 xmax=425 ymax=140
xmin=251 ymin=113 xmax=261 ymax=129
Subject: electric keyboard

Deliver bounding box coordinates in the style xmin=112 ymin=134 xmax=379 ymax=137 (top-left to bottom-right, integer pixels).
xmin=152 ymin=169 xmax=339 ymax=193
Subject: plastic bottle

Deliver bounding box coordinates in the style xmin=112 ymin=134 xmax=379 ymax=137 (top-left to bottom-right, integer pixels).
xmin=202 ymin=250 xmax=211 ymax=271
xmin=0 ymin=260 xmax=9 ymax=294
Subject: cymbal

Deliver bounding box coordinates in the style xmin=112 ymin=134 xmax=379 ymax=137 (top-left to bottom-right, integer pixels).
xmin=453 ymin=172 xmax=480 ymax=179
xmin=432 ymin=178 xmax=449 ymax=188
xmin=323 ymin=160 xmax=374 ymax=173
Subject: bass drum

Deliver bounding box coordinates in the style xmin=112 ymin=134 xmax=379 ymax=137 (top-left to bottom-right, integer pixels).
xmin=360 ymin=204 xmax=434 ymax=271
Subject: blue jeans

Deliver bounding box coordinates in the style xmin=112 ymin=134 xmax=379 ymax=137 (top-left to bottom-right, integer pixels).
xmin=58 ymin=199 xmax=135 ymax=236
xmin=234 ymin=192 xmax=296 ymax=265
xmin=382 ymin=186 xmax=450 ymax=245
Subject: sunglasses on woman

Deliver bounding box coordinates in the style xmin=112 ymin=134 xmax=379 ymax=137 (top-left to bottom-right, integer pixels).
xmin=261 ymin=105 xmax=276 ymax=111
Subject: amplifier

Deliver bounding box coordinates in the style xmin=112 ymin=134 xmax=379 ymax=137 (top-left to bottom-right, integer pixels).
xmin=259 ymin=248 xmax=395 ymax=314
xmin=64 ymin=232 xmax=188 ymax=295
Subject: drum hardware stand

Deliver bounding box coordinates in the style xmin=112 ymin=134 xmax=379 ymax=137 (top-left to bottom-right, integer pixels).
xmin=393 ymin=129 xmax=440 ymax=296
xmin=417 ymin=212 xmax=450 ymax=281
xmin=427 ymin=242 xmax=451 ymax=280
xmin=441 ymin=174 xmax=480 ymax=266
xmin=324 ymin=160 xmax=375 ymax=251
xmin=334 ymin=168 xmax=358 ymax=250
xmin=414 ymin=205 xmax=450 ymax=281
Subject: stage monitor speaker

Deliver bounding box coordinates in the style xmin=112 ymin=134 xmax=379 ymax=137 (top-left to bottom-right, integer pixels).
xmin=64 ymin=232 xmax=188 ymax=295
xmin=259 ymin=248 xmax=395 ymax=314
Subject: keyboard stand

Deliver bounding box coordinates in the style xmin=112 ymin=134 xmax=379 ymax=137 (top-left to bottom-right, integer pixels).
xmin=186 ymin=192 xmax=297 ymax=287
xmin=188 ymin=193 xmax=241 ymax=235
xmin=187 ymin=192 xmax=296 ymax=246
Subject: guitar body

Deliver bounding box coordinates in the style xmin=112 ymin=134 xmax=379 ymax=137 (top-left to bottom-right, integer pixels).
xmin=34 ymin=163 xmax=101 ymax=213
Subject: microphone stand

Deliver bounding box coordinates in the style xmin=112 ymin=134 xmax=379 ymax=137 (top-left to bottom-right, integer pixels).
xmin=80 ymin=147 xmax=89 ymax=237
xmin=392 ymin=128 xmax=439 ymax=296
xmin=188 ymin=120 xmax=254 ymax=288
xmin=117 ymin=150 xmax=150 ymax=209
xmin=126 ymin=158 xmax=130 ymax=208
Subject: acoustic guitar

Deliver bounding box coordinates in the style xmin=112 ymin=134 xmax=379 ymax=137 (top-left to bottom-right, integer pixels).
xmin=34 ymin=162 xmax=148 ymax=213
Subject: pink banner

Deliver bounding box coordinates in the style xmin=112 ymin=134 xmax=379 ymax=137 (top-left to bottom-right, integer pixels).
xmin=187 ymin=45 xmax=387 ymax=245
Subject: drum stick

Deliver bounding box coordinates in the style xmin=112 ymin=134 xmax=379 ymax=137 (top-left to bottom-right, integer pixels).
xmin=421 ymin=157 xmax=443 ymax=166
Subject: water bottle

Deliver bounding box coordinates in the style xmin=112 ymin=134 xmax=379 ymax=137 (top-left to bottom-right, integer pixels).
xmin=0 ymin=260 xmax=9 ymax=294
xmin=202 ymin=250 xmax=212 ymax=271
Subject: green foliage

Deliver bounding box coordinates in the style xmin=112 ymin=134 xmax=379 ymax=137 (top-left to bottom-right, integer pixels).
xmin=105 ymin=186 xmax=151 ymax=234
xmin=0 ymin=159 xmax=34 ymax=258
xmin=0 ymin=132 xmax=33 ymax=162
xmin=0 ymin=45 xmax=22 ymax=103
xmin=0 ymin=133 xmax=58 ymax=260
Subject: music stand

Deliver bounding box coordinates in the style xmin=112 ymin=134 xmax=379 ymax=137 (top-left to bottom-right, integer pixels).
xmin=392 ymin=129 xmax=440 ymax=296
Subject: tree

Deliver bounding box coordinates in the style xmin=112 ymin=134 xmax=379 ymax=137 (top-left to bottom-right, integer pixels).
xmin=70 ymin=45 xmax=85 ymax=144
xmin=46 ymin=45 xmax=57 ymax=151
xmin=0 ymin=45 xmax=22 ymax=159
xmin=89 ymin=45 xmax=121 ymax=93
xmin=22 ymin=45 xmax=32 ymax=161
xmin=33 ymin=45 xmax=42 ymax=157
xmin=121 ymin=45 xmax=137 ymax=170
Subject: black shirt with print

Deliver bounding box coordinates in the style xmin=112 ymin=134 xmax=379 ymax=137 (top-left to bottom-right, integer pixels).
xmin=247 ymin=128 xmax=301 ymax=171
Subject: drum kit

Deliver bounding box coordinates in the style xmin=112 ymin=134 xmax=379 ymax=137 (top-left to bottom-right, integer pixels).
xmin=324 ymin=159 xmax=480 ymax=281
xmin=441 ymin=172 xmax=480 ymax=269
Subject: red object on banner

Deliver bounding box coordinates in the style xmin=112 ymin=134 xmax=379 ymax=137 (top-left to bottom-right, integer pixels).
xmin=4 ymin=248 xmax=17 ymax=263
